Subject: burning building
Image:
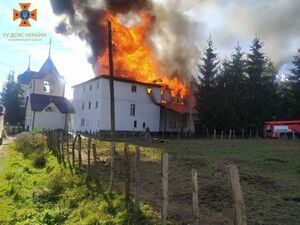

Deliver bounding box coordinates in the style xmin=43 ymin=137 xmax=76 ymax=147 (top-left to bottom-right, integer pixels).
xmin=72 ymin=74 xmax=198 ymax=133
xmin=51 ymin=0 xmax=199 ymax=133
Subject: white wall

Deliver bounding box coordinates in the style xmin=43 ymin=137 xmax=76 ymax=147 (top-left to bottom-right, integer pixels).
xmin=33 ymin=103 xmax=66 ymax=130
xmin=72 ymin=78 xmax=161 ymax=132
xmin=160 ymin=109 xmax=196 ymax=133
xmin=32 ymin=74 xmax=65 ymax=97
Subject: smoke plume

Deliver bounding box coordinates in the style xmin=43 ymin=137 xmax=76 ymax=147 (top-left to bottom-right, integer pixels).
xmin=49 ymin=0 xmax=200 ymax=81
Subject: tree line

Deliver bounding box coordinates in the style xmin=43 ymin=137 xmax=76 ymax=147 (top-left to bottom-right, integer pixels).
xmin=196 ymin=37 xmax=300 ymax=132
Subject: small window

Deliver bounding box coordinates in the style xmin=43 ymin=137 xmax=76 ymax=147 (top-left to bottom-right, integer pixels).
xmin=97 ymin=120 xmax=100 ymax=127
xmin=143 ymin=122 xmax=146 ymax=128
xmin=45 ymin=106 xmax=53 ymax=112
xmin=80 ymin=118 xmax=85 ymax=127
xmin=88 ymin=101 xmax=91 ymax=109
xmin=131 ymin=85 xmax=137 ymax=93
xmin=95 ymin=101 xmax=98 ymax=109
xmin=97 ymin=82 xmax=99 ymax=89
xmin=43 ymin=81 xmax=50 ymax=93
xmin=90 ymin=84 xmax=92 ymax=91
xmin=130 ymin=104 xmax=136 ymax=116
xmin=134 ymin=120 xmax=137 ymax=128
xmin=82 ymin=103 xmax=85 ymax=110
xmin=83 ymin=85 xmax=86 ymax=92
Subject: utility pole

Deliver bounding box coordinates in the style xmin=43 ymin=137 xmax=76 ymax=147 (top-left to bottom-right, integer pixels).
xmin=188 ymin=80 xmax=193 ymax=137
xmin=108 ymin=20 xmax=116 ymax=194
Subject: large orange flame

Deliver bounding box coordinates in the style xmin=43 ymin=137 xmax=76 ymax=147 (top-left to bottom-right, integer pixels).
xmin=97 ymin=12 xmax=189 ymax=98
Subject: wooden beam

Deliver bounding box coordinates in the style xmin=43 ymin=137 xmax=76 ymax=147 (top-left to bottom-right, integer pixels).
xmin=226 ymin=165 xmax=247 ymax=225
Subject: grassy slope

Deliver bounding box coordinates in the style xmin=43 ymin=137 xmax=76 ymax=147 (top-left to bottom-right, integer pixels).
xmin=0 ymin=142 xmax=160 ymax=225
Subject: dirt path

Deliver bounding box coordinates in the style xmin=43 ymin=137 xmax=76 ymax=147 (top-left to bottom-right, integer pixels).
xmin=0 ymin=137 xmax=13 ymax=172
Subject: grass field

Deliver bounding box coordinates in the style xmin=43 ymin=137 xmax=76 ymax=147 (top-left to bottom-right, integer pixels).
xmin=0 ymin=137 xmax=300 ymax=225
xmin=0 ymin=140 xmax=160 ymax=225
xmin=96 ymin=138 xmax=300 ymax=225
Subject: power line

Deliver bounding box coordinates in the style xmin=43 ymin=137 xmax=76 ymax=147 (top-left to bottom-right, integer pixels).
xmin=182 ymin=0 xmax=206 ymax=12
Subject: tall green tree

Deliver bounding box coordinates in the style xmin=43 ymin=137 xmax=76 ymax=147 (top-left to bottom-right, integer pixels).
xmin=196 ymin=37 xmax=220 ymax=129
xmin=287 ymin=48 xmax=300 ymax=118
xmin=244 ymin=38 xmax=277 ymax=128
xmin=215 ymin=44 xmax=247 ymax=130
xmin=0 ymin=72 xmax=25 ymax=125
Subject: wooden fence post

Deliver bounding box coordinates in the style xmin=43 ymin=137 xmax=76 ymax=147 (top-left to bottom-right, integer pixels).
xmin=161 ymin=152 xmax=168 ymax=225
xmin=134 ymin=146 xmax=141 ymax=224
xmin=213 ymin=129 xmax=216 ymax=139
xmin=56 ymin=131 xmax=61 ymax=161
xmin=66 ymin=132 xmax=70 ymax=162
xmin=87 ymin=138 xmax=91 ymax=177
xmin=78 ymin=134 xmax=82 ymax=167
xmin=229 ymin=129 xmax=232 ymax=140
xmin=249 ymin=130 xmax=252 ymax=140
xmin=92 ymin=143 xmax=97 ymax=164
xmin=72 ymin=134 xmax=78 ymax=166
xmin=221 ymin=130 xmax=224 ymax=140
xmin=292 ymin=131 xmax=295 ymax=140
xmin=60 ymin=132 xmax=65 ymax=162
xmin=192 ymin=169 xmax=200 ymax=225
xmin=226 ymin=165 xmax=247 ymax=225
xmin=124 ymin=142 xmax=130 ymax=207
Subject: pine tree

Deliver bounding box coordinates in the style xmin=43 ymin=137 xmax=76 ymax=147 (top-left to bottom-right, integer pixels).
xmin=214 ymin=44 xmax=246 ymax=130
xmin=245 ymin=38 xmax=277 ymax=128
xmin=287 ymin=48 xmax=300 ymax=118
xmin=196 ymin=37 xmax=219 ymax=129
xmin=0 ymin=72 xmax=25 ymax=125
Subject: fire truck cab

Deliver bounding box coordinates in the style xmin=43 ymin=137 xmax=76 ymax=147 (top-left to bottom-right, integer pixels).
xmin=0 ymin=105 xmax=5 ymax=145
xmin=264 ymin=120 xmax=300 ymax=139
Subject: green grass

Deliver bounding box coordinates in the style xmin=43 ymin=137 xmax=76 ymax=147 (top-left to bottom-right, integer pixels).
xmin=1 ymin=137 xmax=300 ymax=225
xmin=126 ymin=139 xmax=300 ymax=225
xmin=0 ymin=142 xmax=160 ymax=225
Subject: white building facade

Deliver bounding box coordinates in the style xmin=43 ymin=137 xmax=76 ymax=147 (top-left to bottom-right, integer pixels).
xmin=72 ymin=76 xmax=161 ymax=132
xmin=18 ymin=56 xmax=74 ymax=131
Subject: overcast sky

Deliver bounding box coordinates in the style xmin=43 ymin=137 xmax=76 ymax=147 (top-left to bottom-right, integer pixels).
xmin=0 ymin=0 xmax=299 ymax=98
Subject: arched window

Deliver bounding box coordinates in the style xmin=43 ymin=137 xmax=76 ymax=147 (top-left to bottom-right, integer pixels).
xmin=44 ymin=81 xmax=50 ymax=93
xmin=45 ymin=106 xmax=53 ymax=112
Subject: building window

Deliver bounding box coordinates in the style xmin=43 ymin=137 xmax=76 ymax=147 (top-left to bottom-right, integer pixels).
xmin=45 ymin=106 xmax=53 ymax=112
xmin=80 ymin=118 xmax=85 ymax=127
xmin=95 ymin=101 xmax=98 ymax=109
xmin=88 ymin=101 xmax=91 ymax=109
xmin=143 ymin=122 xmax=146 ymax=128
xmin=90 ymin=84 xmax=92 ymax=91
xmin=130 ymin=104 xmax=136 ymax=116
xmin=97 ymin=120 xmax=100 ymax=127
xmin=97 ymin=82 xmax=99 ymax=89
xmin=131 ymin=85 xmax=137 ymax=93
xmin=43 ymin=81 xmax=50 ymax=93
xmin=83 ymin=85 xmax=86 ymax=92
xmin=82 ymin=103 xmax=85 ymax=110
xmin=134 ymin=120 xmax=137 ymax=128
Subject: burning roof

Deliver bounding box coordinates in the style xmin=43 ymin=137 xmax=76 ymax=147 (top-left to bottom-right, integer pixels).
xmin=50 ymin=0 xmax=200 ymax=100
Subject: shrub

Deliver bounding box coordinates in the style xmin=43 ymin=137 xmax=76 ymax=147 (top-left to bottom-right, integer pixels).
xmin=14 ymin=132 xmax=47 ymax=167
xmin=47 ymin=169 xmax=65 ymax=196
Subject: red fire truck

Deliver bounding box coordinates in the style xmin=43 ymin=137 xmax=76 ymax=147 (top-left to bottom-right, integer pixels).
xmin=264 ymin=120 xmax=300 ymax=139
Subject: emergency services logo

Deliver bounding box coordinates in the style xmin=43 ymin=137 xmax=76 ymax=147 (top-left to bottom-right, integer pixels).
xmin=13 ymin=3 xmax=37 ymax=27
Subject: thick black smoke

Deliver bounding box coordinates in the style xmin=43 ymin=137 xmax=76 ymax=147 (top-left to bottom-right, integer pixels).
xmin=49 ymin=0 xmax=152 ymax=64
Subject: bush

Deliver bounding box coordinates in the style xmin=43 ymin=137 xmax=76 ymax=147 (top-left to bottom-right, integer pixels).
xmin=14 ymin=132 xmax=47 ymax=167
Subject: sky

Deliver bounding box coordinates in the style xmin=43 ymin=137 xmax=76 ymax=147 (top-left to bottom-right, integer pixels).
xmin=0 ymin=0 xmax=299 ymax=99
